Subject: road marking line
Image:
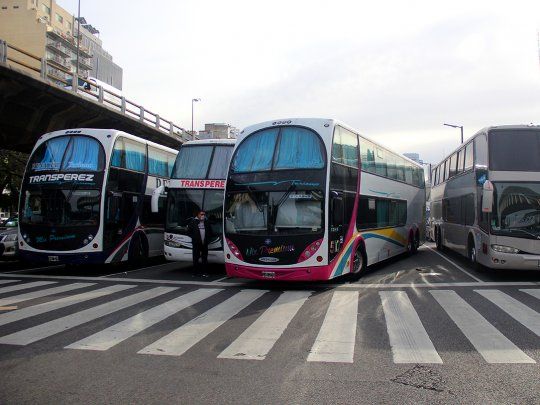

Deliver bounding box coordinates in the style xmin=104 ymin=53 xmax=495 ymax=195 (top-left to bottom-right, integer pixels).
xmin=212 ymin=276 xmax=229 ymax=283
xmin=0 ymin=286 xmax=176 ymax=345
xmin=430 ymin=290 xmax=535 ymax=363
xmin=476 ymin=290 xmax=540 ymax=337
xmin=218 ymin=290 xmax=312 ymax=360
xmin=425 ymin=246 xmax=484 ymax=283
xmin=66 ymin=288 xmax=223 ymax=351
xmin=0 ymin=279 xmax=20 ymax=285
xmin=138 ymin=289 xmax=267 ymax=357
xmin=0 ymin=284 xmax=136 ymax=327
xmin=2 ymin=265 xmax=64 ymax=274
xmin=380 ymin=291 xmax=442 ymax=363
xmin=0 ymin=282 xmax=95 ymax=306
xmin=0 ymin=273 xmax=538 ymax=289
xmin=0 ymin=281 xmax=57 ymax=295
xmin=307 ymin=290 xmax=359 ymax=363
xmin=521 ymin=289 xmax=540 ymax=300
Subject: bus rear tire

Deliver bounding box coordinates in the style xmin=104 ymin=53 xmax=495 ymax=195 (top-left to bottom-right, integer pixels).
xmin=129 ymin=233 xmax=148 ymax=265
xmin=413 ymin=230 xmax=420 ymax=253
xmin=349 ymin=244 xmax=367 ymax=281
xmin=436 ymin=228 xmax=444 ymax=251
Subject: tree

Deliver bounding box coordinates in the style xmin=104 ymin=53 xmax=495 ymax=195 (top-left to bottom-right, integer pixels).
xmin=0 ymin=150 xmax=28 ymax=213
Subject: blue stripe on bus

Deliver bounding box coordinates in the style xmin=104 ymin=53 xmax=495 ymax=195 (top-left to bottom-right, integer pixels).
xmin=362 ymin=233 xmax=404 ymax=247
xmin=333 ymin=242 xmax=354 ymax=277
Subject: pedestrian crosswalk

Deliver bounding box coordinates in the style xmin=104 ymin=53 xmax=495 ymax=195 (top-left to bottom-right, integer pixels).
xmin=0 ymin=279 xmax=539 ymax=365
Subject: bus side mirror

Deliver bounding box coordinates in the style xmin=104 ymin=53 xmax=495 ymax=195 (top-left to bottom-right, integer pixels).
xmin=151 ymin=185 xmax=165 ymax=213
xmin=482 ymin=180 xmax=493 ymax=213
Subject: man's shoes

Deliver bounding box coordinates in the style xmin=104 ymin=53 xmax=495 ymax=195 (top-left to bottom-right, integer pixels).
xmin=200 ymin=273 xmax=209 ymax=278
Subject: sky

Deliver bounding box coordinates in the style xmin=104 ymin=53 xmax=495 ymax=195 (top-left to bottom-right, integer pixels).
xmin=57 ymin=0 xmax=540 ymax=164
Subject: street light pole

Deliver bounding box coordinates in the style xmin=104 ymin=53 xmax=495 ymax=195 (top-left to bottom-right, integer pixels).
xmin=191 ymin=98 xmax=201 ymax=137
xmin=443 ymin=123 xmax=464 ymax=144
xmin=75 ymin=0 xmax=81 ymax=82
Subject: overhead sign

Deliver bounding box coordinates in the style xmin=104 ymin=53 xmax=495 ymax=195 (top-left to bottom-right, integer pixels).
xmin=170 ymin=179 xmax=226 ymax=189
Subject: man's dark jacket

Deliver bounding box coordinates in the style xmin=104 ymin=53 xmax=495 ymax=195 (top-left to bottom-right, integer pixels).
xmin=188 ymin=218 xmax=213 ymax=246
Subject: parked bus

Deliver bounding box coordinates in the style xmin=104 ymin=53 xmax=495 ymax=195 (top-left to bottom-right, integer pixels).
xmin=18 ymin=128 xmax=177 ymax=265
xmin=160 ymin=139 xmax=235 ymax=263
xmin=223 ymin=118 xmax=425 ymax=281
xmin=430 ymin=124 xmax=540 ymax=270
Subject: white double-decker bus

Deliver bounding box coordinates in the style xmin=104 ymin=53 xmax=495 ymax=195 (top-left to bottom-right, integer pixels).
xmin=18 ymin=129 xmax=177 ymax=265
xmin=223 ymin=118 xmax=425 ymax=281
xmin=163 ymin=139 xmax=235 ymax=263
xmin=430 ymin=124 xmax=540 ymax=270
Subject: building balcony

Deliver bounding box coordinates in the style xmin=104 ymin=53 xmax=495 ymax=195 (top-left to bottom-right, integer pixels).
xmin=74 ymin=56 xmax=93 ymax=70
xmin=46 ymin=40 xmax=71 ymax=58
xmin=46 ymin=27 xmax=93 ymax=58
xmin=47 ymin=54 xmax=70 ymax=70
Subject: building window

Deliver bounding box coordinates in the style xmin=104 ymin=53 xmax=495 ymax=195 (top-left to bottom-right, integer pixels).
xmin=55 ymin=13 xmax=63 ymax=23
xmin=67 ymin=21 xmax=72 ymax=30
xmin=1 ymin=6 xmax=7 ymax=10
xmin=41 ymin=4 xmax=50 ymax=15
xmin=14 ymin=5 xmax=19 ymax=9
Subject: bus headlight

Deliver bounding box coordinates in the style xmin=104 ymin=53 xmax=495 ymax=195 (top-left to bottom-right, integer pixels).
xmin=165 ymin=240 xmax=182 ymax=248
xmin=298 ymin=239 xmax=323 ymax=263
xmin=226 ymin=238 xmax=244 ymax=261
xmin=491 ymin=244 xmax=520 ymax=254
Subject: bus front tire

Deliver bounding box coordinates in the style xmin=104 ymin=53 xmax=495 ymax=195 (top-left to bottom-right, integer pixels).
xmin=349 ymin=245 xmax=367 ymax=281
xmin=468 ymin=237 xmax=484 ymax=272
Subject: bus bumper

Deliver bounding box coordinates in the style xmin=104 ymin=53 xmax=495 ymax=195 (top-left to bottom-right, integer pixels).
xmin=19 ymin=250 xmax=105 ymax=265
xmin=484 ymin=252 xmax=540 ymax=270
xmin=225 ymin=263 xmax=332 ymax=281
xmin=164 ymin=246 xmax=224 ymax=264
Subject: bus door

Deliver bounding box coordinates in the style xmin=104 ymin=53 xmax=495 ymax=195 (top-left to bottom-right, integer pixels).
xmin=329 ymin=190 xmax=345 ymax=261
xmin=104 ymin=191 xmax=139 ymax=249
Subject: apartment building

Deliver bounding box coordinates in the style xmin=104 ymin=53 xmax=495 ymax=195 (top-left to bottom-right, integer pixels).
xmin=198 ymin=123 xmax=239 ymax=139
xmin=0 ymin=0 xmax=122 ymax=89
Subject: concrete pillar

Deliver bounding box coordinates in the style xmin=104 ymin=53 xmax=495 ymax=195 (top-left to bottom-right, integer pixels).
xmin=0 ymin=40 xmax=7 ymax=64
xmin=98 ymin=86 xmax=104 ymax=103
xmin=121 ymin=97 xmax=126 ymax=114
xmin=155 ymin=114 xmax=160 ymax=130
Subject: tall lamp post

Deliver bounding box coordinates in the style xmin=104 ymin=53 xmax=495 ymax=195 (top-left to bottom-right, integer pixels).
xmin=75 ymin=0 xmax=81 ymax=81
xmin=443 ymin=123 xmax=464 ymax=144
xmin=191 ymin=98 xmax=201 ymax=137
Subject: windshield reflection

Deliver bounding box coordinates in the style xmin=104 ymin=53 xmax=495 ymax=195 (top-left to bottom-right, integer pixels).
xmin=491 ymin=182 xmax=540 ymax=239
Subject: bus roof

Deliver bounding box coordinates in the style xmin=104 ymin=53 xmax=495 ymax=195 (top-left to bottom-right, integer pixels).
xmin=34 ymin=128 xmax=178 ymax=155
xmin=182 ymin=138 xmax=236 ymax=147
xmin=238 ymin=118 xmax=424 ymax=169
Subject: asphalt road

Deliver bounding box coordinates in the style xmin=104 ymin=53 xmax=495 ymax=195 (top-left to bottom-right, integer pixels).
xmin=0 ymin=243 xmax=539 ymax=404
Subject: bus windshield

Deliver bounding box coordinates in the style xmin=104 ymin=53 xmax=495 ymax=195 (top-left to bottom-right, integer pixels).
xmin=29 ymin=135 xmax=105 ymax=172
xmin=172 ymin=145 xmax=233 ymax=179
xmin=491 ymin=182 xmax=540 ymax=239
xmin=166 ymin=189 xmax=224 ymax=236
xmin=231 ymin=127 xmax=325 ymax=173
xmin=489 ymin=129 xmax=540 ymax=171
xmin=225 ymin=190 xmax=324 ymax=235
xmin=21 ymin=189 xmax=101 ymax=227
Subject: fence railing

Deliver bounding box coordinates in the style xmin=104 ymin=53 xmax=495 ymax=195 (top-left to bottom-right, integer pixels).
xmin=0 ymin=38 xmax=194 ymax=143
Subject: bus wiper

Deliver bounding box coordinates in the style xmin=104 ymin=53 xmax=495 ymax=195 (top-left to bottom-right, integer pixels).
xmin=504 ymin=228 xmax=540 ymax=239
xmin=275 ymin=184 xmax=297 ymax=208
xmin=246 ymin=185 xmax=265 ymax=213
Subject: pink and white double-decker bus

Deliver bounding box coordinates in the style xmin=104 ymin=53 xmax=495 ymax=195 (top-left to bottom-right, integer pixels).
xmin=224 ymin=118 xmax=426 ymax=281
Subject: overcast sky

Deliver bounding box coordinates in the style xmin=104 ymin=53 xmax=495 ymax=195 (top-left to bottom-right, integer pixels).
xmin=58 ymin=0 xmax=540 ymax=164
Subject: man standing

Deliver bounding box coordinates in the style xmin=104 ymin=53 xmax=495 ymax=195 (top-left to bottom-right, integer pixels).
xmin=188 ymin=210 xmax=212 ymax=276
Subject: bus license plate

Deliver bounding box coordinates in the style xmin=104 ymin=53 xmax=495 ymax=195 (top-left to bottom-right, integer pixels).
xmin=48 ymin=256 xmax=59 ymax=262
xmin=262 ymin=271 xmax=275 ymax=279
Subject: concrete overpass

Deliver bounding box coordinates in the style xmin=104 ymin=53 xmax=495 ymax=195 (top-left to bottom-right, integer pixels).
xmin=0 ymin=39 xmax=190 ymax=153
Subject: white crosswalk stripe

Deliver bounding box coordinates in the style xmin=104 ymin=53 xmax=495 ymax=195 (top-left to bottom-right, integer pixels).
xmin=380 ymin=291 xmax=442 ymax=363
xmin=66 ymin=288 xmax=223 ymax=351
xmin=0 ymin=282 xmax=538 ymax=366
xmin=218 ymin=290 xmax=312 ymax=360
xmin=138 ymin=289 xmax=267 ymax=357
xmin=521 ymin=289 xmax=540 ymax=301
xmin=307 ymin=290 xmax=359 ymax=363
xmin=476 ymin=290 xmax=540 ymax=337
xmin=0 ymin=286 xmax=177 ymax=345
xmin=430 ymin=290 xmax=535 ymax=364
xmin=0 ymin=282 xmax=95 ymax=306
xmin=0 ymin=281 xmax=57 ymax=295
xmin=0 ymin=279 xmax=20 ymax=286
xmin=0 ymin=284 xmax=136 ymax=327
